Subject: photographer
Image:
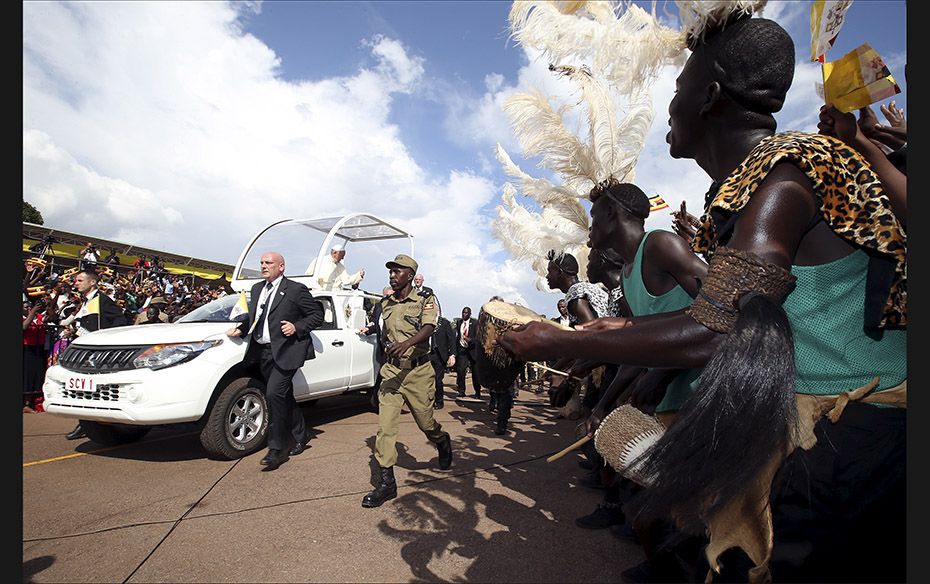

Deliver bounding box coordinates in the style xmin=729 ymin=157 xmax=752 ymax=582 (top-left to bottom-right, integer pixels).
xmin=80 ymin=242 xmax=100 ymax=270
xmin=102 ymin=248 xmax=120 ymax=265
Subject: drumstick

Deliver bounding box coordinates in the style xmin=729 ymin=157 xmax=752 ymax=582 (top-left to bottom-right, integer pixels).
xmin=546 ymin=434 xmax=592 ymax=463
xmin=529 ymin=362 xmax=585 ymax=382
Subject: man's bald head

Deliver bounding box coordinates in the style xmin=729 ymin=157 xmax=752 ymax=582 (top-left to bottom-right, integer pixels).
xmin=259 ymin=252 xmax=286 ymax=283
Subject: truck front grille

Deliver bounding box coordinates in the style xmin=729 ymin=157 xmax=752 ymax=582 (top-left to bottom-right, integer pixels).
xmin=58 ymin=346 xmax=145 ymax=373
xmin=61 ymin=384 xmax=123 ymax=401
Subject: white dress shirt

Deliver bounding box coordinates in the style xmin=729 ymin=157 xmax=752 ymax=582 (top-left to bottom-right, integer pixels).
xmin=254 ymin=276 xmax=282 ymax=344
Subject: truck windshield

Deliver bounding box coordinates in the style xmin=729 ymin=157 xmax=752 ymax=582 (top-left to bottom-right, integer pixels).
xmin=176 ymin=294 xmax=244 ymax=323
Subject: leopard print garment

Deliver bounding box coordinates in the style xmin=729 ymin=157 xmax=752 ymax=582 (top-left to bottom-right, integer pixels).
xmin=691 ymin=131 xmax=906 ymax=329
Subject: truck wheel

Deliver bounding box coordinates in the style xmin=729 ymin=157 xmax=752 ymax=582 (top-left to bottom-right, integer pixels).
xmin=200 ymin=377 xmax=268 ymax=460
xmin=81 ymin=420 xmax=151 ymax=446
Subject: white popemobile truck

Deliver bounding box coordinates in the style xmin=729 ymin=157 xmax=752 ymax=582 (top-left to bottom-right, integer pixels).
xmin=43 ymin=213 xmax=414 ymax=459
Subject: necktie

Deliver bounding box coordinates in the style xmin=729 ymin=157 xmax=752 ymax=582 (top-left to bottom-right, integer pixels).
xmin=252 ymin=282 xmax=273 ymax=340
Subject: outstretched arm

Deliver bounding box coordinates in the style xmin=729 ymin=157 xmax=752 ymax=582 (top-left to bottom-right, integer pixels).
xmin=500 ymin=163 xmax=818 ymax=370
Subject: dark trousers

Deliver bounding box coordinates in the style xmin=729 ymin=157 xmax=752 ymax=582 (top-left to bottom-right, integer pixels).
xmin=491 ymin=387 xmax=513 ymax=426
xmin=258 ymin=344 xmax=306 ymax=452
xmin=23 ymin=345 xmax=47 ymax=405
xmin=767 ymin=402 xmax=906 ymax=582
xmin=456 ymin=349 xmax=481 ymax=395
xmin=430 ymin=354 xmax=446 ymax=405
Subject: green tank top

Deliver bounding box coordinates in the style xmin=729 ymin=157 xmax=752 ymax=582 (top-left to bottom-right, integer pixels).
xmin=621 ymin=231 xmax=702 ymax=412
xmin=784 ymin=250 xmax=906 ymax=395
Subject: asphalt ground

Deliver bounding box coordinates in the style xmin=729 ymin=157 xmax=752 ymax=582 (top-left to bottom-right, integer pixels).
xmin=22 ymin=374 xmax=644 ymax=583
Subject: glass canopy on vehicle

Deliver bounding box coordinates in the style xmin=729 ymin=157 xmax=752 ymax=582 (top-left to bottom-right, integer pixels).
xmin=232 ymin=214 xmax=415 ymax=293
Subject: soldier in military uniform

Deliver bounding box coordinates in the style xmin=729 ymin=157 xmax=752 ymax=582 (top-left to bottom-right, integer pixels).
xmin=362 ymin=254 xmax=454 ymax=508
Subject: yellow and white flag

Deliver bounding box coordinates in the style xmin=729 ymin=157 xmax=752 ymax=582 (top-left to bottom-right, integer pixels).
xmin=85 ymin=295 xmax=100 ymax=315
xmin=822 ymin=43 xmax=900 ymax=113
xmin=811 ymin=0 xmax=853 ymax=62
xmin=229 ymin=291 xmax=249 ymax=320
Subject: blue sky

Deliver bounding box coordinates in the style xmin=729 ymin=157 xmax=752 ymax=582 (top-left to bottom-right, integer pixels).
xmin=23 ymin=1 xmax=906 ymax=317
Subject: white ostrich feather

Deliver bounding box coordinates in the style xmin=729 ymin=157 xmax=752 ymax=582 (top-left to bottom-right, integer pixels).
xmin=509 ymin=1 xmax=685 ymax=96
xmin=545 ymin=197 xmax=589 ymax=232
xmin=495 ymin=143 xmax=585 ymax=206
xmin=495 ymin=189 xmax=586 ymax=257
xmin=493 ymin=180 xmax=591 ymax=283
xmin=503 ymin=91 xmax=600 ymax=189
xmin=676 ymin=1 xmax=767 ymax=47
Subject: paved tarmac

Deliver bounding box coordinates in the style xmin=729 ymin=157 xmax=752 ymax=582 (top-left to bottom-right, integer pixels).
xmin=23 ymin=375 xmax=643 ymax=583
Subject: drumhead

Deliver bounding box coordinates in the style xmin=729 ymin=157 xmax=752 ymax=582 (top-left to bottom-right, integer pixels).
xmin=479 ymin=300 xmax=545 ymax=324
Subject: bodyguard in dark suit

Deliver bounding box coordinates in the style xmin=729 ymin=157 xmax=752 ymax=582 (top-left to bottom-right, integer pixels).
xmin=429 ymin=315 xmax=456 ymax=409
xmin=453 ymin=306 xmax=482 ymax=398
xmin=227 ymin=251 xmax=324 ymax=471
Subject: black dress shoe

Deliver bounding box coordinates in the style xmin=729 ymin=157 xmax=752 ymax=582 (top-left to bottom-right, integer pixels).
xmin=65 ymin=424 xmax=86 ymax=440
xmin=289 ymin=437 xmax=310 ymax=456
xmin=260 ymin=449 xmax=288 ymax=471
xmin=433 ymin=401 xmax=444 ymax=410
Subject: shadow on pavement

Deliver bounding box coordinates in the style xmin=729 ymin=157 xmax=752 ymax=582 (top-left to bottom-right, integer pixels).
xmin=365 ymin=379 xmax=628 ymax=582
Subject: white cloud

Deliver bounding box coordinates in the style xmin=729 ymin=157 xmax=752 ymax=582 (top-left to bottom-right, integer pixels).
xmin=22 ymin=1 xmax=556 ymax=316
xmin=23 ymin=129 xmax=183 ymax=240
xmin=24 ymin=2 xmax=435 ymax=255
xmin=364 ymin=34 xmax=426 ymax=90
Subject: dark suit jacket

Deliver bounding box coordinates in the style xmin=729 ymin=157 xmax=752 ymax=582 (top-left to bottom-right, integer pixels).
xmin=78 ymin=290 xmax=128 ymax=331
xmin=452 ymin=317 xmax=479 ymax=359
xmin=364 ymin=299 xmax=387 ymax=364
xmin=430 ymin=316 xmax=455 ymax=363
xmin=236 ymin=277 xmax=324 ymax=370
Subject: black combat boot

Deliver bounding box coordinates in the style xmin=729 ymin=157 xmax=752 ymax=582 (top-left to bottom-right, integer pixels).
xmin=362 ymin=466 xmax=397 ymax=508
xmin=436 ymin=433 xmax=453 ymax=470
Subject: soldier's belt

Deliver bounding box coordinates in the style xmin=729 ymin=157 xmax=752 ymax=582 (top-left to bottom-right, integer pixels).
xmin=386 ymin=354 xmax=431 ymax=370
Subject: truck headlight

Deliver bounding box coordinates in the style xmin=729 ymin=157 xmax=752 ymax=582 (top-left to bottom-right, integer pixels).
xmin=132 ymin=340 xmax=222 ymax=370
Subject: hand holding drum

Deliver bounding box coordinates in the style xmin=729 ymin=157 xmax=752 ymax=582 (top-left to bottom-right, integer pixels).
xmin=476 ymin=300 xmax=572 ymax=392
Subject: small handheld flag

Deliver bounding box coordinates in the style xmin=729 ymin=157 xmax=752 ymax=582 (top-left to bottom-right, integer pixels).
xmin=229 ymin=291 xmax=249 ymax=321
xmin=85 ymin=296 xmax=100 ymax=315
xmin=810 ymin=0 xmax=852 ymax=62
xmin=648 ymin=195 xmax=669 ymax=213
xmin=822 ymin=43 xmax=900 ymax=113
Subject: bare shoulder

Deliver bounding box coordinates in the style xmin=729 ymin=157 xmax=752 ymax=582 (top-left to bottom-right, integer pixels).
xmin=647 ymin=229 xmax=693 ymax=252
xmin=644 ymin=229 xmax=703 ymax=266
xmin=729 ymin=162 xmax=820 ymax=266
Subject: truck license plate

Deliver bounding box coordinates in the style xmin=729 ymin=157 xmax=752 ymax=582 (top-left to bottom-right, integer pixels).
xmin=67 ymin=376 xmax=96 ymax=392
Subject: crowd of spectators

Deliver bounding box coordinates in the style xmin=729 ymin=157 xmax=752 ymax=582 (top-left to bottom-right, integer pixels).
xmin=22 ymin=256 xmax=230 ymax=412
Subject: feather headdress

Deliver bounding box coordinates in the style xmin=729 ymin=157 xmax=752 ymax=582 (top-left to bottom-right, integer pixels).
xmin=494 ymin=0 xmax=768 ymax=285
xmin=492 ymin=62 xmax=653 ymax=284
xmin=509 ymin=1 xmax=769 ymax=92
